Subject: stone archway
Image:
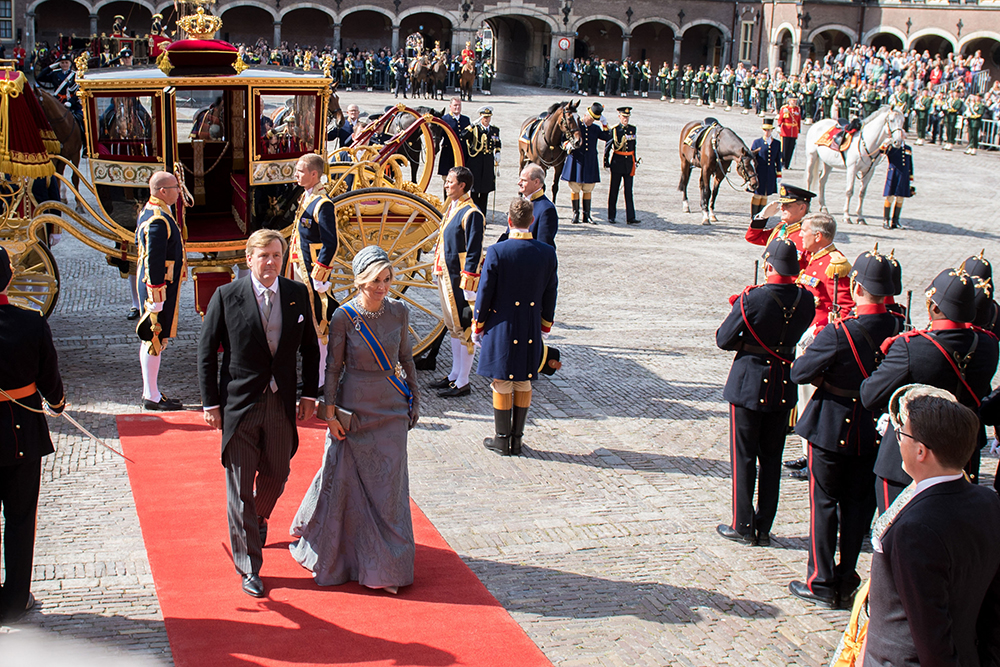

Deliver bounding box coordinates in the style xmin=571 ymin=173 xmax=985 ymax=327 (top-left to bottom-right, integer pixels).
xmin=221 ymin=5 xmax=276 ymax=48
xmin=810 ymin=28 xmax=853 ymax=60
xmin=33 ymin=0 xmax=90 ymax=45
xmin=399 ymin=12 xmax=452 ymax=54
xmin=682 ymin=23 xmax=726 ymax=68
xmin=575 ymin=18 xmax=624 ymax=61
xmin=280 ymin=7 xmax=335 ymax=49
xmin=486 ymin=14 xmax=551 ymax=85
xmin=341 ymin=10 xmax=393 ymax=53
xmin=870 ymin=32 xmax=903 ymax=52
xmin=97 ymin=1 xmax=154 ymax=37
xmin=961 ymin=35 xmax=1000 ymax=82
xmin=910 ymin=31 xmax=955 ymax=56
xmin=629 ymin=21 xmax=675 ymax=67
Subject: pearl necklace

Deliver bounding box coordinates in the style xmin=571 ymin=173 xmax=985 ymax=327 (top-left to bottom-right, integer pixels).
xmin=353 ymin=297 xmax=385 ymax=320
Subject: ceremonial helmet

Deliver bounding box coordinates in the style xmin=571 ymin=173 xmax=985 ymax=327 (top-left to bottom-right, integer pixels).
xmin=961 ymin=250 xmax=992 ymax=283
xmin=925 ymin=268 xmax=976 ymax=323
xmin=850 ymin=245 xmax=895 ymax=297
xmin=763 ymin=237 xmax=800 ymax=277
xmin=887 ymin=249 xmax=903 ymax=296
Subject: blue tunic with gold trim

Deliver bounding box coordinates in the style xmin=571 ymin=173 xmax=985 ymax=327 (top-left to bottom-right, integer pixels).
xmin=135 ymin=197 xmax=184 ymax=339
xmin=560 ymin=122 xmax=611 ymax=184
xmin=289 ymin=189 xmax=339 ymax=340
xmin=434 ymin=194 xmax=484 ymax=331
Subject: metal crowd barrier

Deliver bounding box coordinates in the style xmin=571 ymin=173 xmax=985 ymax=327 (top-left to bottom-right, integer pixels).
xmin=980 ymin=118 xmax=1000 ymax=149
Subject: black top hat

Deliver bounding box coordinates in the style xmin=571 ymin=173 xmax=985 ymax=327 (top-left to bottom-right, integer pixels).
xmin=0 ymin=245 xmax=11 ymax=292
xmin=763 ymin=237 xmax=800 ymax=277
xmin=850 ymin=247 xmax=895 ymax=297
xmin=888 ymin=250 xmax=903 ymax=296
xmin=538 ymin=345 xmax=561 ymax=376
xmin=778 ymin=183 xmax=816 ymax=203
xmin=926 ymin=269 xmax=976 ymax=323
xmin=962 ymin=250 xmax=992 ymax=283
xmin=616 ymin=106 xmax=632 ymax=114
xmin=761 ymin=117 xmax=775 ymax=129
xmin=587 ymin=103 xmax=604 ymax=120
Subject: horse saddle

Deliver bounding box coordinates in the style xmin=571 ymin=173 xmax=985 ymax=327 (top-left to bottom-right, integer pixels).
xmin=817 ymin=121 xmax=860 ymax=153
xmin=683 ymin=120 xmax=719 ymax=150
xmin=520 ymin=117 xmax=544 ymax=146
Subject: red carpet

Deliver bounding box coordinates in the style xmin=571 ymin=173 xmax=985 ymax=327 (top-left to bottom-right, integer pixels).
xmin=117 ymin=411 xmax=552 ymax=667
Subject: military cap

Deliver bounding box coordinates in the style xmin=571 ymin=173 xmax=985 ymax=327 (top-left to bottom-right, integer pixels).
xmin=961 ymin=250 xmax=992 ymax=283
xmin=58 ymin=53 xmax=72 ymax=62
xmin=119 ymin=47 xmax=132 ymax=58
xmin=778 ymin=183 xmax=816 ymax=204
xmin=538 ymin=345 xmax=561 ymax=376
xmin=763 ymin=237 xmax=800 ymax=277
xmin=352 ymin=244 xmax=390 ymax=277
xmin=850 ymin=246 xmax=894 ymax=297
xmin=925 ymin=268 xmax=976 ymax=323
xmin=887 ymin=249 xmax=903 ymax=296
xmin=586 ymin=103 xmax=604 ymax=120
xmin=0 ymin=245 xmax=12 ymax=291
xmin=761 ymin=117 xmax=775 ymax=130
xmin=616 ymin=106 xmax=632 ymax=114
xmin=478 ymin=106 xmax=493 ymax=116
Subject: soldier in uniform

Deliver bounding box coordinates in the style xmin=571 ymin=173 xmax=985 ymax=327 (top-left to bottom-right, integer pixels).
xmin=801 ymin=73 xmax=817 ymax=124
xmin=640 ymin=60 xmax=652 ymax=98
xmin=835 ymin=81 xmax=854 ymax=120
xmin=772 ymin=71 xmax=786 ymax=112
xmin=721 ymin=65 xmax=736 ymax=110
xmin=739 ymin=69 xmax=753 ymax=114
xmin=463 ymin=106 xmax=501 ymax=216
xmin=480 ymin=60 xmax=494 ymax=96
xmin=749 ymin=118 xmax=782 ymax=220
xmin=560 ymin=102 xmax=610 ymax=225
xmin=427 ymin=167 xmax=484 ymax=398
xmin=596 ymin=60 xmax=608 ymax=97
xmin=510 ymin=163 xmax=558 ymax=247
xmin=964 ymin=93 xmax=986 ymax=155
xmin=943 ymin=88 xmax=965 ymax=151
xmin=788 ymin=248 xmax=902 ymax=608
xmin=879 ymin=138 xmax=914 ymax=230
xmin=820 ymin=77 xmax=837 ymax=120
xmin=706 ymin=66 xmax=720 ymax=107
xmin=681 ymin=65 xmax=693 ymax=103
xmin=778 ymin=96 xmax=801 ymax=170
xmin=716 ymin=237 xmax=816 ymax=545
xmin=860 ymin=83 xmax=880 ymax=118
xmin=668 ymin=63 xmax=680 ymax=102
xmin=657 ymin=62 xmax=669 ymax=101
xmin=604 ymin=106 xmax=639 ymax=225
xmin=693 ymin=66 xmax=706 ymax=106
xmin=962 ymin=252 xmax=999 ymax=332
xmin=391 ymin=54 xmax=408 ymax=98
xmin=135 ymin=172 xmax=185 ymax=410
xmin=754 ymin=70 xmax=770 ymax=115
xmin=861 ymin=268 xmax=1000 ymax=512
xmin=288 ymin=154 xmax=339 ymax=387
xmin=474 ymin=198 xmax=558 ymax=456
xmin=0 ymin=246 xmax=65 ymax=625
xmin=913 ymin=87 xmax=933 ymax=145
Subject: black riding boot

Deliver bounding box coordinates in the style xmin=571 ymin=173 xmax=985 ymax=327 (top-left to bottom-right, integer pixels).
xmin=750 ymin=201 xmax=763 ymax=220
xmin=583 ymin=198 xmax=595 ymax=224
xmin=571 ymin=198 xmax=580 ymax=224
xmin=484 ymin=407 xmax=512 ymax=455
xmin=891 ymin=202 xmax=902 ymax=229
xmin=883 ymin=201 xmax=892 ymax=229
xmin=510 ymin=405 xmax=529 ymax=456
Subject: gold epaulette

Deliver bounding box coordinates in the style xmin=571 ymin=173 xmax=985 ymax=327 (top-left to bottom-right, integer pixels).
xmin=826 ymin=251 xmax=852 ymax=279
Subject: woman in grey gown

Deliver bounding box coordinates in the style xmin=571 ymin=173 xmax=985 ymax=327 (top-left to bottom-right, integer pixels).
xmin=290 ymin=246 xmax=420 ymax=594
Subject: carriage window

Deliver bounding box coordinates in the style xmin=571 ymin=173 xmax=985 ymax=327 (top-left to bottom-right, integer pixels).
xmin=177 ymin=89 xmax=228 ymax=144
xmin=256 ymin=93 xmax=318 ymax=157
xmin=95 ymin=95 xmax=158 ymax=159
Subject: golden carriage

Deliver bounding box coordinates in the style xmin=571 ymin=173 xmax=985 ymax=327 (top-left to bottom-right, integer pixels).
xmin=2 ymin=4 xmax=466 ymax=357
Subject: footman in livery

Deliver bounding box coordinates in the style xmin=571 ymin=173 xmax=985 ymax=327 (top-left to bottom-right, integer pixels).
xmin=561 ymin=102 xmax=610 ymax=225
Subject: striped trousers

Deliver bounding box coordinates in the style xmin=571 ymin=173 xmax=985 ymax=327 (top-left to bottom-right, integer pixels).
xmin=223 ymin=389 xmax=295 ymax=576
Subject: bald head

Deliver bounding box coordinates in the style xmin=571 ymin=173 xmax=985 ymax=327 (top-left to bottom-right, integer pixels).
xmin=149 ymin=171 xmax=179 ymax=206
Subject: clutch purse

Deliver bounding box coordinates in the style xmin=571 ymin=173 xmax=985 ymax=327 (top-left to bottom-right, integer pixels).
xmin=333 ymin=405 xmax=358 ymax=432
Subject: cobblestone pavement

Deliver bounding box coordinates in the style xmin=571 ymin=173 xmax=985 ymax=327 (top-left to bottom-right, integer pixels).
xmin=2 ymin=82 xmax=998 ymax=666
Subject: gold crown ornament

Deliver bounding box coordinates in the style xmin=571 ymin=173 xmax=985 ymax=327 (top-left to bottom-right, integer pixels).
xmin=177 ymin=7 xmax=222 ymax=40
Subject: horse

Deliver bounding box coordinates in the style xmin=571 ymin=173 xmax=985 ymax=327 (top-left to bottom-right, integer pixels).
xmin=324 ymin=81 xmax=343 ymax=138
xmin=804 ymin=106 xmax=905 ymax=225
xmin=459 ymin=62 xmax=475 ymax=102
xmin=385 ymin=106 xmax=442 ymax=183
xmin=36 ymin=87 xmax=84 ymax=212
xmin=677 ymin=121 xmax=758 ymax=224
xmin=517 ymin=100 xmax=582 ymax=205
xmin=410 ymin=56 xmax=431 ymax=98
xmin=430 ymin=57 xmax=449 ymax=101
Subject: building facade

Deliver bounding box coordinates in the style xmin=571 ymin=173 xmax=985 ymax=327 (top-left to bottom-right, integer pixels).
xmin=17 ymin=0 xmax=1000 ymax=84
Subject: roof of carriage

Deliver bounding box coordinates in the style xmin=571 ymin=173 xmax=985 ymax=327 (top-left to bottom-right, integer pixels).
xmin=78 ymin=66 xmax=332 ymax=88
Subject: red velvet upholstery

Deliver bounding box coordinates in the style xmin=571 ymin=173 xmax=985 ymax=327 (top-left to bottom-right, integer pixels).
xmin=193 ymin=269 xmax=232 ymax=317
xmin=163 ymin=39 xmax=239 ymax=76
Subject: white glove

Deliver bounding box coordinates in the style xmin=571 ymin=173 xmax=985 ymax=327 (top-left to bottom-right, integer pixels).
xmin=494 ymin=153 xmax=501 ymax=165
xmin=471 ymin=330 xmax=482 ymax=347
xmin=64 ymin=102 xmax=72 ymax=108
xmin=989 ymin=438 xmax=999 ymax=456
xmin=463 ymin=289 xmax=476 ymax=302
xmin=876 ymin=413 xmax=890 ymax=437
xmin=541 ymin=331 xmax=550 ymax=341
xmin=149 ymin=301 xmax=164 ymax=313
xmin=312 ymin=279 xmax=331 ymax=293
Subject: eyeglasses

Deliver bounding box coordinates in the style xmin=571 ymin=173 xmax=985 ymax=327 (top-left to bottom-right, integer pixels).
xmin=159 ymin=185 xmax=180 ymax=190
xmin=894 ymin=425 xmax=921 ymax=444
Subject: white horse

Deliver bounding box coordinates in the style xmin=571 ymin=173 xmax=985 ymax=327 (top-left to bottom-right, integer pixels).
xmin=804 ymin=107 xmax=905 ymax=225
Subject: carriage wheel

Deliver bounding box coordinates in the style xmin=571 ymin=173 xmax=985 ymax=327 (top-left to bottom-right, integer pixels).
xmin=329 ymin=187 xmax=444 ymax=356
xmin=7 ymin=241 xmax=60 ymax=317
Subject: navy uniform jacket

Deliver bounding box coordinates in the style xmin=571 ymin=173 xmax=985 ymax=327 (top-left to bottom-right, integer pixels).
xmin=750 ymin=137 xmax=781 ymax=196
xmin=498 ymin=189 xmax=558 ymax=248
xmin=560 ymin=122 xmax=611 ymax=184
xmin=474 ymin=230 xmax=558 ymax=381
xmin=435 ymin=194 xmax=484 ymax=321
xmin=0 ymin=301 xmax=64 ymax=465
xmin=604 ymin=123 xmax=637 ymax=177
xmin=882 ymin=144 xmax=913 ymax=198
xmin=463 ymin=122 xmax=501 ymax=194
xmin=716 ymin=280 xmax=816 ymax=412
xmin=438 ymin=113 xmax=471 ymax=176
xmin=790 ymin=306 xmax=901 ymax=455
xmin=136 ymin=197 xmax=185 ymax=339
xmin=291 ymin=190 xmax=338 ymax=283
xmin=861 ymin=323 xmax=999 ymax=485
xmin=864 ymin=480 xmax=1000 ymax=667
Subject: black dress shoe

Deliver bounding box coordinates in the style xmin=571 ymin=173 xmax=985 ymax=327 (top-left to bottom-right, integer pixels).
xmin=788 ymin=580 xmax=835 ymax=608
xmin=428 ymin=376 xmax=454 ymax=390
xmin=414 ymin=355 xmax=437 ymax=371
xmin=143 ymin=396 xmax=183 ymax=411
xmin=438 ymin=383 xmax=471 ymax=398
xmin=126 ymin=307 xmax=140 ymax=321
xmin=783 ymin=456 xmax=808 ymax=470
xmin=242 ymin=573 xmax=265 ymax=598
xmin=608 ymin=218 xmax=617 ymax=224
xmin=789 ymin=468 xmax=810 ymax=480
xmin=626 ymin=219 xmax=641 ymax=225
xmin=755 ymin=530 xmax=771 ymax=547
xmin=716 ymin=524 xmax=754 ymax=545
xmin=257 ymin=516 xmax=268 ymax=546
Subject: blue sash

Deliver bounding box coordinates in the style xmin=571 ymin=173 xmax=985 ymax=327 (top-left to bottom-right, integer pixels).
xmin=341 ymin=302 xmax=413 ymax=409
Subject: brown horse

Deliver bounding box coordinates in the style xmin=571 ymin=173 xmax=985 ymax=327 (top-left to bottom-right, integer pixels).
xmin=677 ymin=120 xmax=758 ymax=225
xmin=325 ymin=81 xmax=343 ymax=137
xmin=36 ymin=87 xmax=84 ymax=211
xmin=409 ymin=55 xmax=431 ymax=99
xmin=459 ymin=62 xmax=475 ymax=102
xmin=517 ymin=100 xmax=581 ymax=204
xmin=430 ymin=56 xmax=448 ymax=101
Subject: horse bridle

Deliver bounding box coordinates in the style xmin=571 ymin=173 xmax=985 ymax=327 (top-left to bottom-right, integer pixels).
xmin=532 ymin=105 xmax=577 ymax=170
xmin=856 ymin=110 xmax=904 ymax=180
xmin=710 ymin=129 xmax=755 ymax=192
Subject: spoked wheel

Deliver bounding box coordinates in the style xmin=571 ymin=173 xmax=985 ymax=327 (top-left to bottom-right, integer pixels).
xmin=329 ymin=187 xmax=445 ymax=356
xmin=6 ymin=241 xmax=60 ymax=316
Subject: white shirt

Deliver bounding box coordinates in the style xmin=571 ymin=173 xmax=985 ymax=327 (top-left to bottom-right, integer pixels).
xmin=913 ymin=472 xmax=964 ymax=498
xmin=250 ymin=273 xmax=279 ymax=317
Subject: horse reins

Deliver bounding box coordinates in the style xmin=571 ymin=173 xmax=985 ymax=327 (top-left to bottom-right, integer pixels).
xmin=710 ymin=129 xmax=753 ymax=193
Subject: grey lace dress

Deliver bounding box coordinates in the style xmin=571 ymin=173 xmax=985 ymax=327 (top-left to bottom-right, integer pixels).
xmin=289 ymin=299 xmax=420 ymax=588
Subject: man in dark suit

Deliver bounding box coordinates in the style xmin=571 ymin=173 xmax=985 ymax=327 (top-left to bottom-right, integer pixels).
xmin=0 ymin=247 xmax=65 ymax=624
xmin=473 ymin=197 xmax=558 ymax=456
xmin=198 ymin=229 xmax=319 ymax=598
xmin=787 ymin=248 xmax=902 ymax=608
xmin=506 ymin=164 xmax=557 ymax=248
xmin=715 ymin=237 xmax=815 ymax=546
xmin=864 ymin=386 xmax=1000 ymax=666
xmin=437 ymin=97 xmax=470 ymax=189
xmin=861 ymin=268 xmax=999 ymax=512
